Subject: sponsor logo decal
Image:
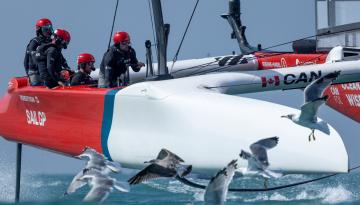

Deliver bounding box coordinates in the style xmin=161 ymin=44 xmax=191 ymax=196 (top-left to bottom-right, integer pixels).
xmin=345 ymin=94 xmax=360 ymax=107
xmin=261 ymin=76 xmax=280 ymax=87
xmin=261 ymin=61 xmax=281 ymax=68
xmin=280 ymin=58 xmax=287 ymax=68
xmin=215 ymin=55 xmax=248 ymax=66
xmin=330 ymin=86 xmax=343 ymax=105
xmin=283 ymin=71 xmax=321 ymax=85
xmin=341 ymin=83 xmax=360 ymax=91
xmin=20 ymin=95 xmax=40 ymax=103
xmin=261 ymin=71 xmax=322 ymax=87
xmin=26 ymin=109 xmax=46 ymax=126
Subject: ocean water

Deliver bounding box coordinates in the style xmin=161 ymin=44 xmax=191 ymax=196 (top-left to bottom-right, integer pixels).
xmin=0 ymin=169 xmax=359 ymax=205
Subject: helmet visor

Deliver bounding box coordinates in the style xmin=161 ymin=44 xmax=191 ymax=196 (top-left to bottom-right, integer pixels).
xmin=120 ymin=40 xmax=131 ymax=46
xmin=41 ymin=24 xmax=54 ymax=35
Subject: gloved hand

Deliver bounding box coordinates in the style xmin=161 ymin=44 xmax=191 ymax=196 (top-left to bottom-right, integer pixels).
xmin=60 ymin=70 xmax=70 ymax=81
xmin=137 ymin=62 xmax=145 ymax=68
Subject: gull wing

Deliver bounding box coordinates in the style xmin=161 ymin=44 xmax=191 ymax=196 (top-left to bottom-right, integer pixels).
xmin=157 ymin=148 xmax=185 ymax=163
xmin=249 ymin=137 xmax=279 ymax=167
xmin=64 ymin=170 xmax=87 ymax=195
xmin=304 ymin=71 xmax=340 ymax=103
xmin=299 ymin=97 xmax=327 ymax=122
xmin=113 ymin=181 xmax=130 ymax=192
xmin=105 ymin=161 xmax=122 ymax=173
xmin=128 ymin=163 xmax=176 ymax=185
xmin=83 ymin=186 xmax=111 ymax=203
xmin=251 ymin=137 xmax=279 ymax=149
xmin=77 ymin=147 xmax=106 ymax=160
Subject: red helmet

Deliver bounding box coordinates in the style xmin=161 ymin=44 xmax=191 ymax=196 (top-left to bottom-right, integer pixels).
xmin=113 ymin=32 xmax=130 ymax=44
xmin=77 ymin=53 xmax=95 ymax=65
xmin=54 ymin=29 xmax=71 ymax=43
xmin=36 ymin=18 xmax=52 ymax=29
xmin=36 ymin=18 xmax=53 ymax=36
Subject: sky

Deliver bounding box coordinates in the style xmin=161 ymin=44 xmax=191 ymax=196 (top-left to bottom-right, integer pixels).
xmin=0 ymin=0 xmax=359 ymax=174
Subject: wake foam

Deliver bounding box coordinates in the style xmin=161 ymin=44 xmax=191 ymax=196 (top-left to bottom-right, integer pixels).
xmin=319 ymin=185 xmax=353 ymax=204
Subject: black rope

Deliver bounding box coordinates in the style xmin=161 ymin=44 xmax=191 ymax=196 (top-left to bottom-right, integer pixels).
xmin=176 ymin=164 xmax=360 ymax=192
xmin=108 ymin=0 xmax=120 ymax=49
xmin=171 ymin=0 xmax=200 ymax=72
xmin=257 ymin=26 xmax=360 ymax=53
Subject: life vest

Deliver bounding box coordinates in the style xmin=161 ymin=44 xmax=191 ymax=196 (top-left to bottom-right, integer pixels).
xmin=35 ymin=43 xmax=56 ymax=62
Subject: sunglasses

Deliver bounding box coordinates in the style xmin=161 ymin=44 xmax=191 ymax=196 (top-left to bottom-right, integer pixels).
xmin=120 ymin=41 xmax=131 ymax=46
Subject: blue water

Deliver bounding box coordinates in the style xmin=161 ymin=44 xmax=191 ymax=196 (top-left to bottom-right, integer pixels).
xmin=0 ymin=169 xmax=359 ymax=205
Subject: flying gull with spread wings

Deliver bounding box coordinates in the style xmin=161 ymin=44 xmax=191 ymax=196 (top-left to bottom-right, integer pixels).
xmin=281 ymin=71 xmax=340 ymax=141
xmin=128 ymin=148 xmax=192 ymax=185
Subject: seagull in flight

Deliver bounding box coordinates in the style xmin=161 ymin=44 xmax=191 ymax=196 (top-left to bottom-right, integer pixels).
xmin=238 ymin=136 xmax=282 ymax=188
xmin=281 ymin=71 xmax=340 ymax=141
xmin=77 ymin=147 xmax=121 ymax=173
xmin=204 ymin=159 xmax=238 ymax=205
xmin=80 ymin=169 xmax=130 ymax=203
xmin=64 ymin=147 xmax=121 ymax=196
xmin=128 ymin=148 xmax=192 ymax=185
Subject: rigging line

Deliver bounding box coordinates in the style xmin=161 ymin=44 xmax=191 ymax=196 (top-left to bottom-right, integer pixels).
xmin=171 ymin=61 xmax=217 ymax=75
xmin=108 ymin=0 xmax=120 ymax=49
xmin=170 ymin=0 xmax=200 ymax=73
xmin=257 ymin=26 xmax=360 ymax=53
xmin=185 ymin=64 xmax=234 ymax=77
xmin=176 ymin=164 xmax=360 ymax=192
xmin=259 ymin=34 xmax=317 ymax=52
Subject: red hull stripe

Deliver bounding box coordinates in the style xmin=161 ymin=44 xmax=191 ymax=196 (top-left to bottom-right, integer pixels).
xmin=101 ymin=88 xmax=122 ymax=161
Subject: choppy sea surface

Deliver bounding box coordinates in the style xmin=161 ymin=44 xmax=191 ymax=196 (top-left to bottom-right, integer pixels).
xmin=0 ymin=168 xmax=359 ymax=205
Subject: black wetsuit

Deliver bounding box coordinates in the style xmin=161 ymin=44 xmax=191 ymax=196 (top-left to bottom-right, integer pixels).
xmin=99 ymin=45 xmax=140 ymax=88
xmin=36 ymin=43 xmax=70 ymax=88
xmin=70 ymin=71 xmax=93 ymax=86
xmin=24 ymin=36 xmax=50 ymax=85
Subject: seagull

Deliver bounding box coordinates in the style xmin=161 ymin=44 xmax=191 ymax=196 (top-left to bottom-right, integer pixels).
xmin=281 ymin=71 xmax=340 ymax=141
xmin=80 ymin=169 xmax=130 ymax=203
xmin=64 ymin=147 xmax=121 ymax=196
xmin=128 ymin=148 xmax=192 ymax=185
xmin=77 ymin=147 xmax=121 ymax=173
xmin=204 ymin=159 xmax=238 ymax=205
xmin=238 ymin=136 xmax=282 ymax=188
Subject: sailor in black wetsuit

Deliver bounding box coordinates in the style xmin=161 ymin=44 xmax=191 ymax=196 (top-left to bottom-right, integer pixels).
xmin=98 ymin=31 xmax=145 ymax=88
xmin=24 ymin=18 xmax=53 ymax=86
xmin=36 ymin=29 xmax=72 ymax=88
xmin=71 ymin=53 xmax=96 ymax=86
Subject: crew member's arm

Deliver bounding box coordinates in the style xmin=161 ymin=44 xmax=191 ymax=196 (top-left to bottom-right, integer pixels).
xmin=129 ymin=48 xmax=144 ymax=72
xmin=46 ymin=48 xmax=61 ymax=85
xmin=61 ymin=54 xmax=71 ymax=70
xmin=103 ymin=51 xmax=115 ymax=88
xmin=23 ymin=49 xmax=29 ymax=75
xmin=24 ymin=39 xmax=39 ymax=75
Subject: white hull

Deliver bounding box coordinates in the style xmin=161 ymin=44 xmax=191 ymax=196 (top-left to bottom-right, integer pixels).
xmin=106 ymin=82 xmax=348 ymax=174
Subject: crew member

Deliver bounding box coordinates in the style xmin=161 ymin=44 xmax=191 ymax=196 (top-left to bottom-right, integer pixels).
xmin=36 ymin=28 xmax=72 ymax=88
xmin=98 ymin=31 xmax=145 ymax=88
xmin=71 ymin=53 xmax=96 ymax=86
xmin=24 ymin=18 xmax=53 ymax=86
